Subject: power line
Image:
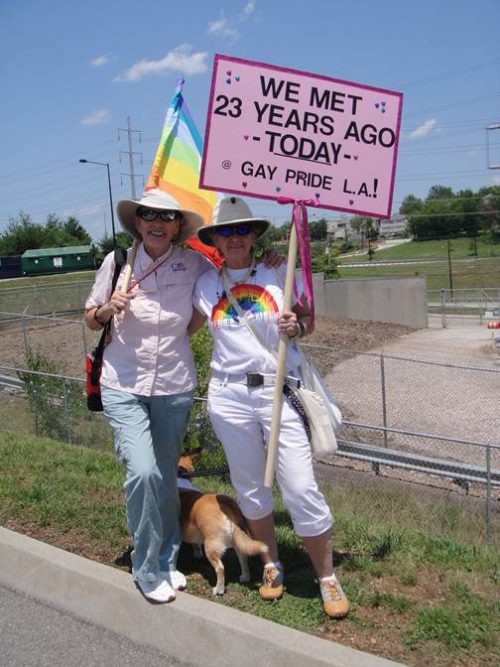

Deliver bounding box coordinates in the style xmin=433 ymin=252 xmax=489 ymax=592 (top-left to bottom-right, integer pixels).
xmin=395 ymin=56 xmax=500 ymax=90
xmin=0 ymin=139 xmax=116 ymax=186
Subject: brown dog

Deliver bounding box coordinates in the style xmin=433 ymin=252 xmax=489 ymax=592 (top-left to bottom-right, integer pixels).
xmin=178 ymin=449 xmax=268 ymax=595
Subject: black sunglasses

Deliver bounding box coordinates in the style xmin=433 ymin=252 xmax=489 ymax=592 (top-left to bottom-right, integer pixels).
xmin=214 ymin=224 xmax=253 ymax=237
xmin=137 ymin=207 xmax=181 ymax=222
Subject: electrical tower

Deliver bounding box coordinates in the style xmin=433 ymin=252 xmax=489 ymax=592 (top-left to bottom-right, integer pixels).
xmin=118 ymin=117 xmax=144 ymax=199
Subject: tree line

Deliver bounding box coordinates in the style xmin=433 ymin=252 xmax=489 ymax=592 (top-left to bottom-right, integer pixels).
xmin=2 ymin=183 xmax=499 ymax=257
xmin=0 ymin=211 xmax=132 ymax=257
xmin=262 ymin=184 xmax=500 ymax=244
xmin=400 ymin=184 xmax=500 ymax=242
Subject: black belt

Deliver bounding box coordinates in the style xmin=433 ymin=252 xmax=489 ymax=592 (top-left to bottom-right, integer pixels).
xmin=211 ymin=371 xmax=300 ymax=389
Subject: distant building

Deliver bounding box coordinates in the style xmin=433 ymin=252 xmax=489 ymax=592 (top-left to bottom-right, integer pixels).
xmin=377 ymin=214 xmax=408 ymax=238
xmin=326 ymin=214 xmax=409 ymax=241
xmin=21 ymin=245 xmax=95 ymax=276
xmin=0 ymin=255 xmax=22 ymax=279
xmin=326 ymin=218 xmax=353 ymax=240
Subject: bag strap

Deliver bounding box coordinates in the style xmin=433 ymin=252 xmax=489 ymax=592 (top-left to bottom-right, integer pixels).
xmin=223 ymin=269 xmax=316 ymax=437
xmin=93 ymin=248 xmax=127 ymax=362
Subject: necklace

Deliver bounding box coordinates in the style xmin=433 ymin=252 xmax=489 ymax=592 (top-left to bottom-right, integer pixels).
xmin=217 ymin=258 xmax=257 ymax=310
xmin=219 ymin=260 xmax=257 ymax=319
xmin=221 ymin=259 xmax=257 ymax=288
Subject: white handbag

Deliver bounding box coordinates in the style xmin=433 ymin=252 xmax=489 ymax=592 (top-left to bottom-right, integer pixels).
xmin=294 ymin=343 xmax=342 ymax=453
xmin=222 ymin=270 xmax=341 ymax=454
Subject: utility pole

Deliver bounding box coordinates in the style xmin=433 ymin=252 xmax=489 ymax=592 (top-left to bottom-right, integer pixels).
xmin=486 ymin=123 xmax=500 ymax=171
xmin=118 ymin=117 xmax=143 ymax=199
xmin=447 ymin=238 xmax=454 ymax=298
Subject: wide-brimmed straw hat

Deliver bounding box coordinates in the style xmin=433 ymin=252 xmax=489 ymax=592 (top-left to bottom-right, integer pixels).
xmin=197 ymin=197 xmax=270 ymax=247
xmin=117 ymin=189 xmax=204 ymax=244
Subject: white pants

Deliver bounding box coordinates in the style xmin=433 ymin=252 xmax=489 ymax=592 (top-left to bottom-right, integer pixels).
xmin=207 ymin=378 xmax=333 ymax=538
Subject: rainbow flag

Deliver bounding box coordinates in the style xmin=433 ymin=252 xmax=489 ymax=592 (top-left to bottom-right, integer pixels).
xmin=146 ymin=78 xmax=222 ymax=265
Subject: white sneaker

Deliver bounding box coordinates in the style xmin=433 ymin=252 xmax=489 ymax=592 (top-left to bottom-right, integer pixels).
xmin=161 ymin=569 xmax=187 ymax=591
xmin=135 ymin=575 xmax=176 ymax=603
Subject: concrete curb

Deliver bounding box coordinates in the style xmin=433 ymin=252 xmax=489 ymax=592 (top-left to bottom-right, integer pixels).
xmin=0 ymin=527 xmax=407 ymax=667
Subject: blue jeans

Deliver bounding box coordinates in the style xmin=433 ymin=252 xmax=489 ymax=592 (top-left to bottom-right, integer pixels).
xmin=101 ymin=386 xmax=194 ymax=581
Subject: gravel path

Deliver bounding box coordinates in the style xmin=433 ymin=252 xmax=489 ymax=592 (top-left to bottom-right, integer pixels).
xmin=326 ymin=316 xmax=500 ymax=470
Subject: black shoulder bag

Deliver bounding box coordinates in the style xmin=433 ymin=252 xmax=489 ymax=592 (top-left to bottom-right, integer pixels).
xmin=86 ymin=248 xmax=127 ymax=411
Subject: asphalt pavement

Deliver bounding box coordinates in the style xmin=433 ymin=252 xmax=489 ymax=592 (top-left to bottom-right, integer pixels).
xmin=0 ymin=527 xmax=407 ymax=667
xmin=1 ymin=584 xmax=192 ymax=667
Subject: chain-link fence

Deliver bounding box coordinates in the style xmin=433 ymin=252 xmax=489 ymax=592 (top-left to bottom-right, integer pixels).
xmin=428 ymin=288 xmax=500 ymax=326
xmin=0 ymin=312 xmax=91 ymax=371
xmin=1 ymin=353 xmax=498 ymax=546
xmin=0 ymin=280 xmax=93 ymax=316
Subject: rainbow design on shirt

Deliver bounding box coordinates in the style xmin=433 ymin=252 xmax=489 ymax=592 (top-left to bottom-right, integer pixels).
xmin=211 ymin=284 xmax=279 ymax=326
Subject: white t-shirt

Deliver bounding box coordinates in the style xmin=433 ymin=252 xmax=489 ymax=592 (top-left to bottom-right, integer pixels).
xmin=86 ymin=244 xmax=211 ymax=396
xmin=193 ymin=263 xmax=302 ymax=376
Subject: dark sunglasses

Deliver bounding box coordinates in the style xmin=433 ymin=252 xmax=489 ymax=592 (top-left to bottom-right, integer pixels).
xmin=137 ymin=207 xmax=181 ymax=222
xmin=214 ymin=224 xmax=253 ymax=238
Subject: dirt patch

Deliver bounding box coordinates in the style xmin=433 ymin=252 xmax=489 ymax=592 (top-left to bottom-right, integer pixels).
xmin=306 ymin=315 xmax=417 ymax=373
xmin=0 ymin=314 xmax=415 ymax=378
xmin=310 ymin=315 xmax=417 ymax=351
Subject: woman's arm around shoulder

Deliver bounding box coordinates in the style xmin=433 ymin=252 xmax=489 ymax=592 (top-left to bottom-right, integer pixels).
xmin=188 ymin=307 xmax=207 ymax=336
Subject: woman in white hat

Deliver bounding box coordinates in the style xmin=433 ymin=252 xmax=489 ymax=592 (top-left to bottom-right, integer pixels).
xmin=84 ymin=188 xmax=213 ymax=603
xmin=189 ymin=196 xmax=349 ymax=619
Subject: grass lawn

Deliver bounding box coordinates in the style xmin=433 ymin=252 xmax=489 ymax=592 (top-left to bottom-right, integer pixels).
xmin=1 ymin=430 xmax=499 ymax=667
xmin=336 ymin=238 xmax=500 ymax=291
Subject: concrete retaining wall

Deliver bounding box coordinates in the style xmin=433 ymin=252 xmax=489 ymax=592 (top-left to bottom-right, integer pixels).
xmin=311 ymin=274 xmax=428 ymax=328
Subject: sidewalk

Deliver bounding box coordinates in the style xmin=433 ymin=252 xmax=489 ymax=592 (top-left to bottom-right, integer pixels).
xmin=0 ymin=527 xmax=407 ymax=667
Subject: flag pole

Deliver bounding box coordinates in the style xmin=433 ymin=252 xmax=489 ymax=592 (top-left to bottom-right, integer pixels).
xmin=121 ymin=239 xmax=139 ymax=291
xmin=264 ymin=221 xmax=298 ymax=488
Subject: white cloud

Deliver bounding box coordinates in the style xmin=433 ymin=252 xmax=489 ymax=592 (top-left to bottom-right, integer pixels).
xmin=115 ymin=45 xmax=208 ymax=82
xmin=207 ymin=14 xmax=239 ymax=41
xmin=409 ymin=118 xmax=437 ymax=140
xmin=81 ymin=109 xmax=111 ymax=126
xmin=91 ymin=54 xmax=110 ymax=67
xmin=207 ymin=3 xmax=257 ymax=41
xmin=240 ymin=1 xmax=255 ymax=20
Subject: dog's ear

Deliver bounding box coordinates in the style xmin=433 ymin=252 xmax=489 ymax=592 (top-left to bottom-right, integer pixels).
xmin=178 ymin=446 xmax=202 ymax=473
xmin=178 ymin=454 xmax=194 ymax=475
xmin=182 ymin=446 xmax=202 ymax=461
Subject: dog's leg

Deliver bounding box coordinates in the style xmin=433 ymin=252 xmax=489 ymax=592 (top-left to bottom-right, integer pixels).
xmin=235 ymin=549 xmax=251 ymax=583
xmin=205 ymin=544 xmax=226 ymax=595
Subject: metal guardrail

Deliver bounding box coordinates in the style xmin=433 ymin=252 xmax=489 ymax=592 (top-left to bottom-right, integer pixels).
xmin=337 ymin=425 xmax=500 ymax=487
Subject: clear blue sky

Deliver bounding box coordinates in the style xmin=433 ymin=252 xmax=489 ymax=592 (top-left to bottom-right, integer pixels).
xmin=1 ymin=0 xmax=499 ymax=241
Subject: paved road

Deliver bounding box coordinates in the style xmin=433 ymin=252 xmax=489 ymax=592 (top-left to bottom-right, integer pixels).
xmin=0 ymin=584 xmax=193 ymax=667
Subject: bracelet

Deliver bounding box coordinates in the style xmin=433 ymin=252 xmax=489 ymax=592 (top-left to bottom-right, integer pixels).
xmin=291 ymin=320 xmax=305 ymax=339
xmin=93 ymin=307 xmax=106 ymax=327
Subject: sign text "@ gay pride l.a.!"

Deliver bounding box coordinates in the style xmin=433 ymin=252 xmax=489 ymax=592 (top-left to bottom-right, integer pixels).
xmin=200 ymin=55 xmax=403 ymax=218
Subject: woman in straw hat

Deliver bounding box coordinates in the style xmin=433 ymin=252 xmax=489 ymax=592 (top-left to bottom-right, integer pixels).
xmin=188 ymin=196 xmax=349 ymax=619
xmin=85 ymin=188 xmax=214 ymax=603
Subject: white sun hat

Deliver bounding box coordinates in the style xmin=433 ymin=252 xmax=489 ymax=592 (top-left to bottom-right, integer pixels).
xmin=117 ymin=189 xmax=205 ymax=244
xmin=197 ymin=196 xmax=270 ymax=247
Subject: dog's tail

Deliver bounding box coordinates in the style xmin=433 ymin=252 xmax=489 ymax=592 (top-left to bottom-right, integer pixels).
xmin=217 ymin=495 xmax=269 ymax=556
xmin=232 ymin=524 xmax=269 ymax=556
